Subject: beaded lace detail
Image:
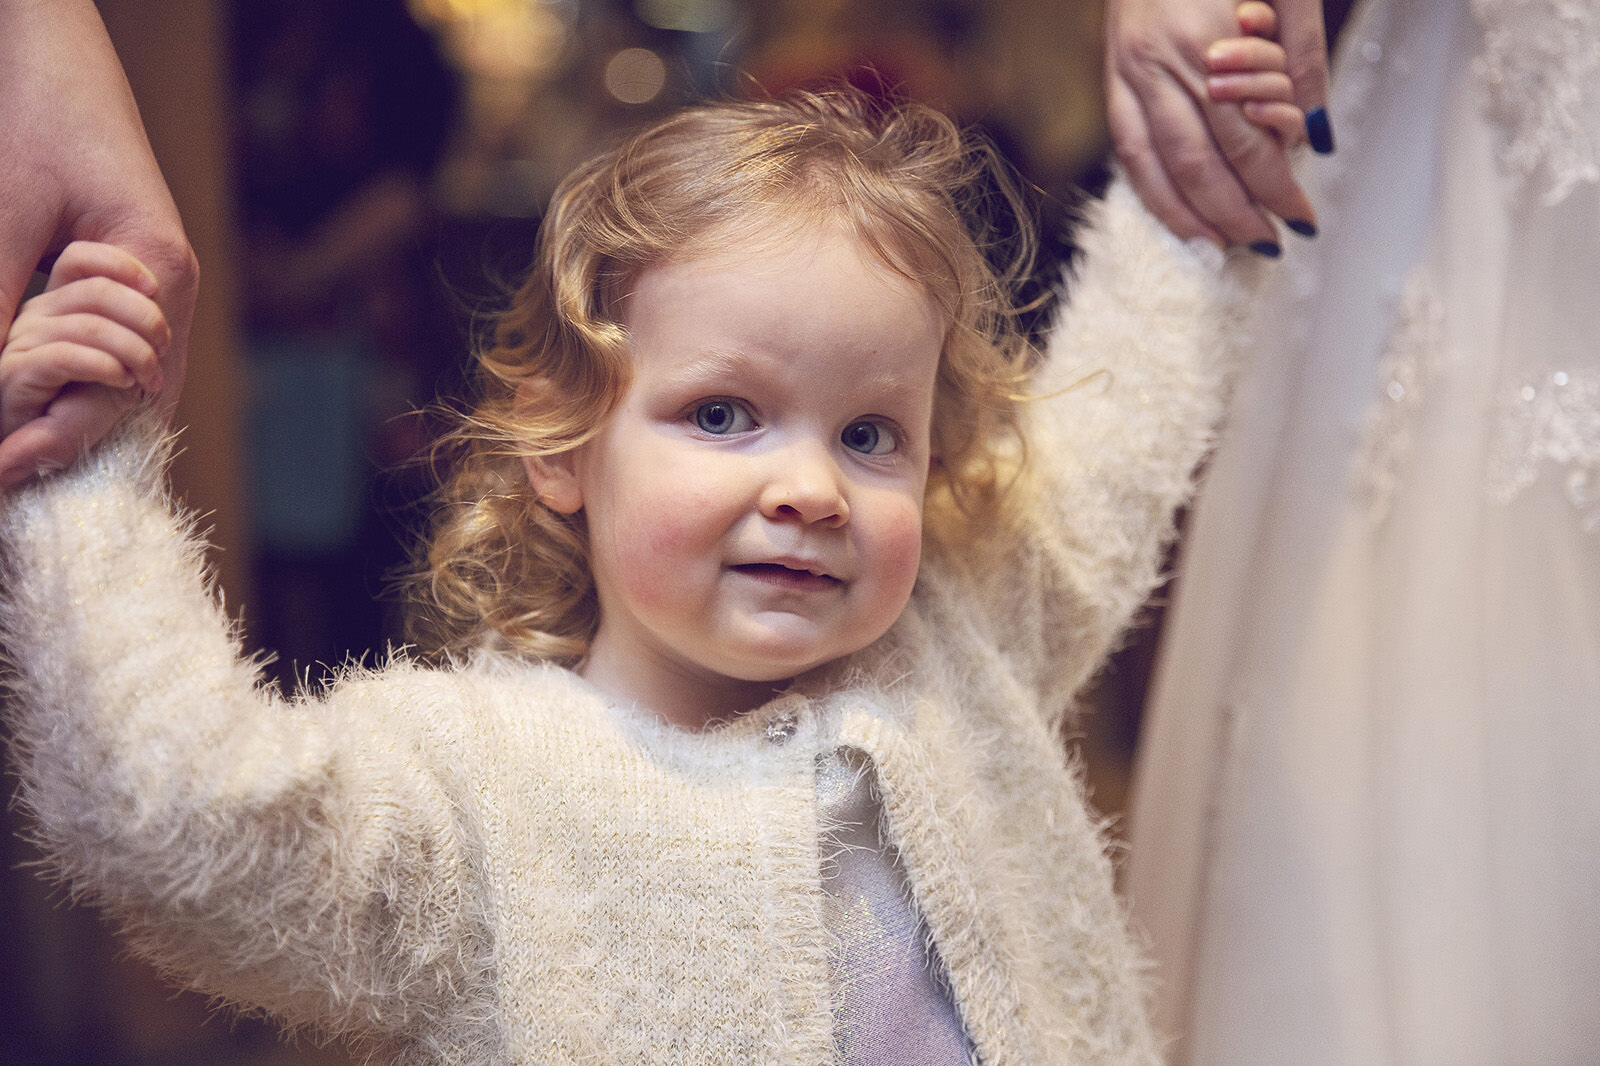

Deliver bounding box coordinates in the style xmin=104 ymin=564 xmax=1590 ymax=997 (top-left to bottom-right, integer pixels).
xmin=1354 ymin=273 xmax=1450 ymax=526
xmin=1472 ymin=0 xmax=1600 ymax=205
xmin=1488 ymin=369 xmax=1600 ymax=532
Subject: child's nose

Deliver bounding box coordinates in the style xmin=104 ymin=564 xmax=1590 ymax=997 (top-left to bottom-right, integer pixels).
xmin=759 ymin=441 xmax=849 ymax=527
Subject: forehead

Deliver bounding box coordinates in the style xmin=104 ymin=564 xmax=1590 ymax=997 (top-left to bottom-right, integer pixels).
xmin=634 ymin=218 xmax=938 ymax=328
xmin=658 ymin=186 xmax=946 ymax=281
xmin=620 ymin=220 xmax=945 ymax=401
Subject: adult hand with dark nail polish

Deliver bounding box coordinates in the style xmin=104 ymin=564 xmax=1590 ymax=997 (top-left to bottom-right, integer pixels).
xmin=1105 ymin=0 xmax=1331 ymax=249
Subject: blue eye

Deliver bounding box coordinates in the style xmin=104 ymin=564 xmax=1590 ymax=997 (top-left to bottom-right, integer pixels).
xmin=692 ymin=400 xmax=754 ymax=435
xmin=841 ymin=420 xmax=895 ymax=455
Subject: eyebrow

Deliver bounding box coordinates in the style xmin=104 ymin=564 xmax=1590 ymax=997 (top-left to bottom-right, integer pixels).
xmin=655 ymin=349 xmax=753 ymax=391
xmin=657 ymin=348 xmax=925 ymax=404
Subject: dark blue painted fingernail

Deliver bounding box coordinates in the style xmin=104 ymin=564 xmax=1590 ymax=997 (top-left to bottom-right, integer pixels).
xmin=1286 ymin=218 xmax=1318 ymax=238
xmin=1306 ymin=107 xmax=1335 ymax=154
xmin=1250 ymin=240 xmax=1282 ymax=259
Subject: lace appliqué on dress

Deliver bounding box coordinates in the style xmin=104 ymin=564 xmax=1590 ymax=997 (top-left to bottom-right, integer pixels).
xmin=1354 ymin=274 xmax=1449 ymax=526
xmin=1488 ymin=370 xmax=1600 ymax=532
xmin=1473 ymin=0 xmax=1600 ymax=205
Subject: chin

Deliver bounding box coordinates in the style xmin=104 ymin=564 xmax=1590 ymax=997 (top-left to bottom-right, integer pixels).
xmin=712 ymin=652 xmax=836 ymax=686
xmin=713 ymin=636 xmax=880 ymax=685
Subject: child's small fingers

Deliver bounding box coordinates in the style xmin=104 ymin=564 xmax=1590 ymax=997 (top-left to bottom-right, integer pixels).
xmin=45 ymin=241 xmax=160 ymax=300
xmin=0 ymin=345 xmax=142 ymax=438
xmin=1243 ymin=101 xmax=1310 ymax=147
xmin=19 ymin=343 xmax=141 ymax=391
xmin=9 ymin=313 xmax=164 ymax=392
xmin=23 ymin=279 xmax=170 ymax=389
xmin=1207 ymin=36 xmax=1289 ymax=74
xmin=1236 ymin=1 xmax=1279 ymax=39
xmin=66 ymin=314 xmax=164 ymax=391
xmin=1207 ymin=70 xmax=1296 ymax=105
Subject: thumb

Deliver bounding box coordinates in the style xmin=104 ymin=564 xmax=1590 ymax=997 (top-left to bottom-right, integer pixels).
xmin=1277 ymin=0 xmax=1335 ymax=153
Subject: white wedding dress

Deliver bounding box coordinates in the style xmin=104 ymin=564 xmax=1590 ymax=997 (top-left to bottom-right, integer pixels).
xmin=1126 ymin=1 xmax=1600 ymax=1064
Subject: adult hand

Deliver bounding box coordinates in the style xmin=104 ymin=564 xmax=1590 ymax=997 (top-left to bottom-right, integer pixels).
xmin=1105 ymin=0 xmax=1331 ymax=250
xmin=0 ymin=0 xmax=198 ymax=487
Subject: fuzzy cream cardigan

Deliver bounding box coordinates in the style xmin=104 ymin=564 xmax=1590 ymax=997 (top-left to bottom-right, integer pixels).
xmin=0 ymin=182 xmax=1244 ymax=1065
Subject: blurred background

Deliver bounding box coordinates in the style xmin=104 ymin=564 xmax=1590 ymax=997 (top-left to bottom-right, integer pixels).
xmin=1 ymin=1 xmax=1145 ymax=1061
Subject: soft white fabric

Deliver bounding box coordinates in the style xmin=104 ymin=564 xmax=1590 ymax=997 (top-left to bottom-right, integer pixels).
xmin=1128 ymin=2 xmax=1600 ymax=1064
xmin=0 ymin=182 xmax=1243 ymax=1066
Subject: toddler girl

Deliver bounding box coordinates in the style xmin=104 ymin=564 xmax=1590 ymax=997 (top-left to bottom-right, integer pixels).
xmin=0 ymin=83 xmax=1289 ymax=1065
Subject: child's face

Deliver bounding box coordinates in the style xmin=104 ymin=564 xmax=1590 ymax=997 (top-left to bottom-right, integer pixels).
xmin=529 ymin=221 xmax=943 ymax=726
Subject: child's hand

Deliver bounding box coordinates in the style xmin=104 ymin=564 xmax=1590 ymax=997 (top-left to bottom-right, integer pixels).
xmin=0 ymin=241 xmax=169 ymax=486
xmin=1206 ymin=2 xmax=1309 ymax=148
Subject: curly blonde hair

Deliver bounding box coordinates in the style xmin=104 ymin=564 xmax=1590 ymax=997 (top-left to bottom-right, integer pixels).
xmin=410 ymin=86 xmax=1039 ymax=662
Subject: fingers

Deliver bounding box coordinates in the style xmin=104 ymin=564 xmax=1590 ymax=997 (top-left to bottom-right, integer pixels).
xmin=44 ymin=240 xmax=160 ymax=300
xmin=1105 ymin=0 xmax=1318 ymax=251
xmin=0 ymin=385 xmax=134 ymax=489
xmin=1105 ymin=0 xmax=1251 ymax=247
xmin=0 ymin=0 xmax=193 ymax=483
xmin=2 ymin=320 xmax=157 ymax=393
xmin=1243 ymin=100 xmax=1312 ymax=146
xmin=1107 ymin=76 xmax=1228 ymax=248
xmin=0 ymin=314 xmax=158 ymax=440
xmin=42 ymin=295 xmax=167 ymax=391
xmin=1208 ymin=69 xmax=1295 ymax=104
xmin=9 ymin=251 xmax=169 ymax=394
xmin=0 ymin=335 xmax=143 ymax=443
xmin=1274 ymin=0 xmax=1335 ymax=152
xmin=0 ymin=241 xmax=171 ymax=484
xmin=2 ymin=0 xmax=197 ymax=410
xmin=1203 ymin=99 xmax=1318 ymax=235
xmin=1234 ymin=1 xmax=1278 ymax=38
xmin=104 ymin=224 xmax=197 ymax=414
xmin=1205 ymin=21 xmax=1313 ymax=163
xmin=1206 ymin=36 xmax=1288 ymax=74
xmin=1142 ymin=75 xmax=1293 ymax=249
xmin=1206 ymin=54 xmax=1307 ymax=149
xmin=1221 ymin=0 xmax=1330 ymax=154
xmin=1113 ymin=78 xmax=1302 ymax=251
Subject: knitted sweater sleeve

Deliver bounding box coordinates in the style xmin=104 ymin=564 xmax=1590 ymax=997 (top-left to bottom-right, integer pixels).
xmin=0 ymin=416 xmax=500 ymax=1059
xmin=947 ymin=179 xmax=1253 ymax=721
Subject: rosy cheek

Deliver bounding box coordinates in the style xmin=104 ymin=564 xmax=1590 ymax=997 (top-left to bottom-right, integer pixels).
xmin=639 ymin=480 xmax=718 ymax=555
xmin=603 ymin=502 xmax=709 ymax=612
xmin=896 ymin=517 xmax=926 ymax=585
xmin=876 ymin=496 xmax=926 ymax=596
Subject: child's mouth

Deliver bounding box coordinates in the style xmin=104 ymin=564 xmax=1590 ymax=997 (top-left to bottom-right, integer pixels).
xmin=730 ymin=563 xmax=842 ymax=590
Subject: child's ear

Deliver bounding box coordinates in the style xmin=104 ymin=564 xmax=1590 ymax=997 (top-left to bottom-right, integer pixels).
xmin=523 ymin=451 xmax=584 ymax=514
xmin=516 ymin=376 xmax=585 ymax=514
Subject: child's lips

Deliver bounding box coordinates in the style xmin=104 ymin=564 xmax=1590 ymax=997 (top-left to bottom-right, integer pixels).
xmin=729 ymin=561 xmax=843 ymax=591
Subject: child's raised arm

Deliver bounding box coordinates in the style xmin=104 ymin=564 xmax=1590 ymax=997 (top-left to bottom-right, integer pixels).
xmin=0 ymin=241 xmax=169 ymax=484
xmin=0 ymin=243 xmax=496 ymax=1051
